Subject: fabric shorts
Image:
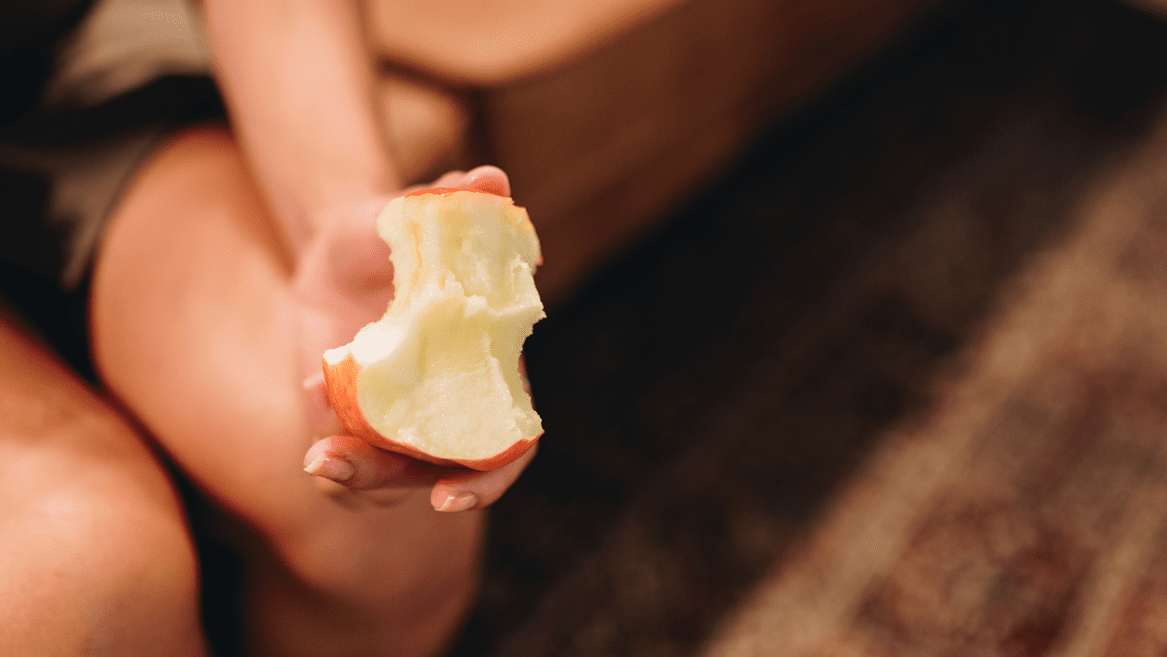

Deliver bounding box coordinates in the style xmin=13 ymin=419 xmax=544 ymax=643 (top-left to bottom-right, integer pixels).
xmin=0 ymin=0 xmax=221 ymax=377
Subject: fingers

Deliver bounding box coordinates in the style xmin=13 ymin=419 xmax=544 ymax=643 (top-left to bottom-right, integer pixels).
xmin=299 ymin=163 xmax=526 ymax=511
xmin=430 ymin=443 xmax=537 ymax=513
xmin=405 ymin=165 xmax=512 ymax=198
xmin=303 ymin=435 xmax=538 ymax=513
xmin=303 ymin=435 xmax=450 ymax=489
xmin=460 ymin=165 xmax=511 ymax=197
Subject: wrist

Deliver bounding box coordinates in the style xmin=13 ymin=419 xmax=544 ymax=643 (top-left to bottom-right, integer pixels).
xmin=268 ymin=170 xmax=401 ymax=263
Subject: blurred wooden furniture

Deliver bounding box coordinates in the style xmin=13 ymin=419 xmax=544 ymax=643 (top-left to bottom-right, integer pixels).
xmin=365 ymin=0 xmax=946 ymax=302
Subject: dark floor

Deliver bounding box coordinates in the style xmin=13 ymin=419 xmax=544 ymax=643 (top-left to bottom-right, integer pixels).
xmin=439 ymin=1 xmax=1167 ymax=655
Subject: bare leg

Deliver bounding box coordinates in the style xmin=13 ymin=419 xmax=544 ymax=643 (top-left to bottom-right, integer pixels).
xmin=0 ymin=313 xmax=206 ymax=656
xmin=91 ymin=125 xmax=481 ymax=657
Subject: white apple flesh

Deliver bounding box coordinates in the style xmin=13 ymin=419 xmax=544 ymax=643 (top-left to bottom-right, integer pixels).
xmin=322 ymin=189 xmax=545 ymax=470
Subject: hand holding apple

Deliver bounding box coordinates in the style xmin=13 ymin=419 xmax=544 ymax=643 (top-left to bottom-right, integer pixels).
xmin=295 ymin=166 xmax=543 ymax=511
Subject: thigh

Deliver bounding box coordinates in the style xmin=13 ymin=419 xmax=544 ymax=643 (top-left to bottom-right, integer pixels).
xmin=91 ymin=124 xmax=307 ymax=529
xmin=0 ymin=312 xmax=205 ymax=656
xmin=90 ymin=124 xmax=480 ymax=656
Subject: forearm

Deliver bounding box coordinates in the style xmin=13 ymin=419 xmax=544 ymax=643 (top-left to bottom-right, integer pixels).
xmin=202 ymin=0 xmax=400 ymax=257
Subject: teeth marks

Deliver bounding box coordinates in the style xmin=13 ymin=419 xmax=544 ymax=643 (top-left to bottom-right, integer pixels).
xmin=323 ymin=190 xmax=545 ymax=469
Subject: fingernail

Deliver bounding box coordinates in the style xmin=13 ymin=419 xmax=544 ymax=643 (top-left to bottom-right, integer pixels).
xmin=304 ymin=455 xmax=355 ymax=483
xmin=435 ymin=491 xmax=479 ymax=513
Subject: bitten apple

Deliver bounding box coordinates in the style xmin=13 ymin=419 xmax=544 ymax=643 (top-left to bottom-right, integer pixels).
xmin=321 ymin=188 xmax=545 ymax=470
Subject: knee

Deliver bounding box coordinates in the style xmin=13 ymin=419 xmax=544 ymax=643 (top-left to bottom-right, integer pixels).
xmin=0 ymin=454 xmax=206 ymax=656
xmin=0 ymin=335 xmax=207 ymax=654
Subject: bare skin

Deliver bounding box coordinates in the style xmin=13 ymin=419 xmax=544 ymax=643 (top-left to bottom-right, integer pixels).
xmin=199 ymin=0 xmax=535 ymax=507
xmin=90 ymin=125 xmax=540 ymax=656
xmin=0 ymin=313 xmax=206 ymax=657
xmin=82 ymin=0 xmax=534 ymax=653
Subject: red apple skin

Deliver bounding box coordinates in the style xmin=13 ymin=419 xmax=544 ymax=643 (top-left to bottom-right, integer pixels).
xmin=405 ymin=186 xmax=472 ymax=198
xmin=322 ymin=352 xmax=540 ymax=471
xmin=321 ymin=186 xmax=543 ymax=471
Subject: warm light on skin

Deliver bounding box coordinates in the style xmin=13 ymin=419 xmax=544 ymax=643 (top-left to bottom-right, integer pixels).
xmin=203 ymin=0 xmax=401 ymax=258
xmin=364 ymin=0 xmax=690 ymax=83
